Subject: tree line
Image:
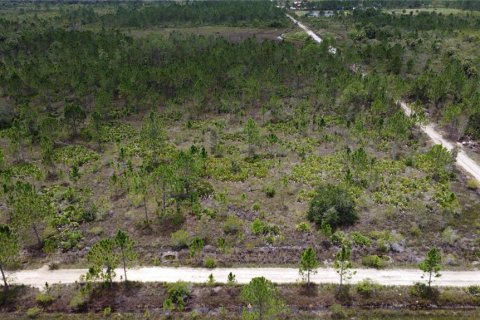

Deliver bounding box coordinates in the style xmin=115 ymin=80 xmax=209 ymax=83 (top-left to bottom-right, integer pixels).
xmin=60 ymin=1 xmax=289 ymax=28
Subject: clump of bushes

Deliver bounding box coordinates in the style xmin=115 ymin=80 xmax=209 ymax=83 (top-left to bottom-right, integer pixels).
xmin=467 ymin=286 xmax=480 ymax=296
xmin=166 ymin=281 xmax=191 ymax=311
xmin=467 ymin=179 xmax=478 ymax=190
xmin=330 ymin=303 xmax=348 ymax=319
xmin=69 ymin=291 xmax=87 ymax=312
xmin=356 ymin=278 xmax=380 ymax=297
xmin=26 ymin=307 xmax=42 ymax=318
xmin=35 ymin=292 xmax=55 ymax=306
xmin=203 ymin=257 xmax=217 ymax=269
xmin=223 ymin=216 xmax=242 ymax=235
xmin=410 ymin=282 xmax=440 ymax=300
xmin=251 ymin=218 xmax=279 ymax=236
xmin=295 ymin=222 xmax=311 ymax=233
xmin=170 ymin=229 xmax=189 ymax=249
xmin=307 ymin=184 xmax=358 ymax=229
xmin=361 ymin=255 xmax=388 ymax=269
xmin=263 ymin=185 xmax=276 ymax=198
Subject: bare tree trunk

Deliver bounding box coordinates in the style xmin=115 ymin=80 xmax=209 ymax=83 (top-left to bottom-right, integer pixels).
xmin=32 ymin=224 xmax=42 ymax=248
xmin=0 ymin=263 xmax=8 ymax=292
xmin=162 ymin=182 xmax=167 ymax=214
xmin=121 ymin=250 xmax=127 ymax=282
xmin=143 ymin=194 xmax=149 ymax=225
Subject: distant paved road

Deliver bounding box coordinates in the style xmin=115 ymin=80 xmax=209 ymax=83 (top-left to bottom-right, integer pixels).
xmin=6 ymin=265 xmax=480 ymax=289
xmin=288 ymin=13 xmax=480 ymax=183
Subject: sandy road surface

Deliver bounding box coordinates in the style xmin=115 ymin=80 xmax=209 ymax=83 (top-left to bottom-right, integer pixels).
xmin=289 ymin=14 xmax=480 ymax=182
xmin=6 ymin=266 xmax=480 ymax=289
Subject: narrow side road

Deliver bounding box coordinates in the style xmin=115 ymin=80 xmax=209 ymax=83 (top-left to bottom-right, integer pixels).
xmin=288 ymin=13 xmax=480 ymax=182
xmin=6 ymin=265 xmax=480 ymax=289
xmin=400 ymin=102 xmax=480 ymax=182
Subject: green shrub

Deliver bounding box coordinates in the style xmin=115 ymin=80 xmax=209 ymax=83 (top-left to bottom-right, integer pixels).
xmin=251 ymin=218 xmax=267 ymax=235
xmin=410 ymin=282 xmax=439 ymax=300
xmin=307 ymin=184 xmax=358 ymax=229
xmin=295 ymin=222 xmax=311 ymax=233
xmin=69 ymin=291 xmax=87 ymax=312
xmin=189 ymin=237 xmax=204 ymax=257
xmin=356 ymin=278 xmax=380 ymax=297
xmin=223 ymin=216 xmax=242 ymax=235
xmin=330 ymin=303 xmax=347 ymax=319
xmin=36 ymin=293 xmax=54 ymax=306
xmin=27 ymin=307 xmax=42 ymax=319
xmin=103 ymin=306 xmax=112 ymax=316
xmin=441 ymin=227 xmax=458 ymax=245
xmin=203 ymin=257 xmax=217 ymax=269
xmin=251 ymin=218 xmax=279 ymax=236
xmin=170 ymin=229 xmax=189 ymax=249
xmin=263 ymin=185 xmax=276 ymax=198
xmin=252 ymin=202 xmax=261 ymax=211
xmin=361 ymin=255 xmax=388 ymax=269
xmin=351 ymin=232 xmax=371 ymax=246
xmin=163 ymin=298 xmax=174 ymax=311
xmin=166 ymin=281 xmax=191 ymax=311
xmin=467 ymin=179 xmax=478 ymax=190
xmin=467 ymin=285 xmax=480 ymax=296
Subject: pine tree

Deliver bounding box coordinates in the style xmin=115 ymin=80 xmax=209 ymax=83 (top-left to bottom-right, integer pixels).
xmin=299 ymin=247 xmax=319 ymax=285
xmin=114 ymin=230 xmax=137 ymax=282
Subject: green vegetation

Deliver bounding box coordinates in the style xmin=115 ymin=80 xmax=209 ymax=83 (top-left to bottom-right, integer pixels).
xmin=0 ymin=0 xmax=477 ymax=273
xmin=307 ymin=184 xmax=358 ymax=229
xmin=419 ymin=247 xmax=442 ymax=288
xmin=299 ymin=247 xmax=319 ymax=285
xmin=0 ymin=225 xmax=18 ymax=291
xmin=0 ymin=1 xmax=479 ymax=316
xmin=241 ymin=277 xmax=284 ymax=320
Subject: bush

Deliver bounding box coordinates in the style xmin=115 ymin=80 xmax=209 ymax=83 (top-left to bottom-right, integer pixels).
xmin=27 ymin=307 xmax=42 ymax=319
xmin=441 ymin=227 xmax=458 ymax=245
xmin=410 ymin=282 xmax=440 ymax=300
xmin=223 ymin=216 xmax=242 ymax=235
xmin=351 ymin=232 xmax=371 ymax=246
xmin=166 ymin=281 xmax=191 ymax=311
xmin=103 ymin=306 xmax=112 ymax=316
xmin=170 ymin=229 xmax=189 ymax=249
xmin=251 ymin=218 xmax=280 ymax=236
xmin=295 ymin=222 xmax=311 ymax=233
xmin=251 ymin=218 xmax=267 ymax=235
xmin=36 ymin=293 xmax=54 ymax=306
xmin=307 ymin=184 xmax=358 ymax=229
xmin=467 ymin=285 xmax=480 ymax=296
xmin=361 ymin=255 xmax=388 ymax=269
xmin=263 ymin=185 xmax=276 ymax=198
xmin=330 ymin=303 xmax=347 ymax=319
xmin=69 ymin=291 xmax=87 ymax=312
xmin=204 ymin=257 xmax=217 ymax=269
xmin=356 ymin=279 xmax=380 ymax=297
xmin=467 ymin=179 xmax=479 ymax=190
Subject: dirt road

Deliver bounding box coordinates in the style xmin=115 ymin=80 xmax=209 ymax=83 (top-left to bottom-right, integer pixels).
xmin=6 ymin=265 xmax=480 ymax=289
xmin=289 ymin=14 xmax=480 ymax=182
xmin=400 ymin=101 xmax=480 ymax=182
